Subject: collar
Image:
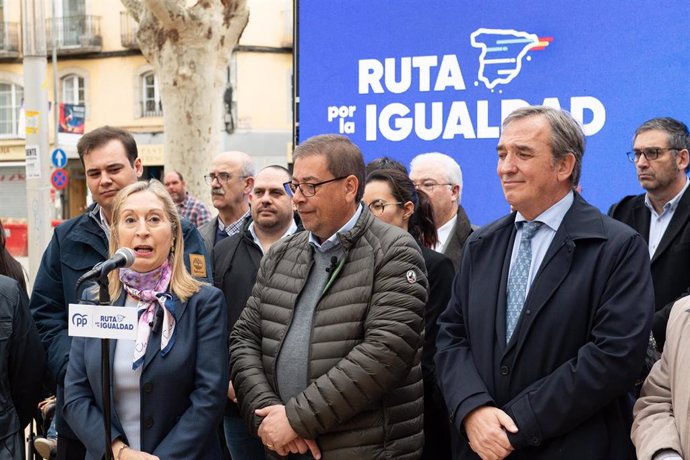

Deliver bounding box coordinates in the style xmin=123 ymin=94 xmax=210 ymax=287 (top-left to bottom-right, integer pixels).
xmin=515 ymin=190 xmax=574 ymax=231
xmin=218 ymin=209 xmax=251 ymax=233
xmin=89 ymin=204 xmax=111 ymax=238
xmin=436 ymin=214 xmax=457 ymax=247
xmin=644 ymin=177 xmax=689 ymax=216
xmin=309 ymin=203 xmax=363 ymax=253
xmin=471 ymin=192 xmax=605 ymax=245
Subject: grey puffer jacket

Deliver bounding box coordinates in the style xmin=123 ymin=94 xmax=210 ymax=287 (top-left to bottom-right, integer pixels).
xmin=230 ymin=207 xmax=428 ymax=459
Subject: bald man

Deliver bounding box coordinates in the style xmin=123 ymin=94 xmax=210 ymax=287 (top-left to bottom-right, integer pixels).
xmin=199 ymin=151 xmax=255 ymax=252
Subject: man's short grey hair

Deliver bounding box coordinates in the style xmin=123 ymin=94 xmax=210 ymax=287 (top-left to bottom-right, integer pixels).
xmin=410 ymin=152 xmax=463 ymax=203
xmin=238 ymin=155 xmax=255 ymax=177
xmin=217 ymin=151 xmax=256 ymax=177
xmin=502 ymin=106 xmax=585 ymax=186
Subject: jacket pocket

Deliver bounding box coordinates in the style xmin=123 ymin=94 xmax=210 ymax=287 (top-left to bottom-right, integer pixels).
xmin=61 ymin=247 xmax=103 ymax=272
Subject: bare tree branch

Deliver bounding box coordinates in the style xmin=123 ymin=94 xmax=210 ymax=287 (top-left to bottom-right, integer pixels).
xmin=222 ymin=0 xmax=250 ymax=48
xmin=121 ymin=0 xmax=143 ymax=23
xmin=144 ymin=0 xmax=187 ymax=29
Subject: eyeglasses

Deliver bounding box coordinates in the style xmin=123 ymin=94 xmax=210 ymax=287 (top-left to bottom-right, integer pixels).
xmin=626 ymin=148 xmax=679 ymax=163
xmin=367 ymin=200 xmax=403 ymax=215
xmin=413 ymin=181 xmax=454 ymax=193
xmin=204 ymin=172 xmax=248 ymax=185
xmin=283 ymin=176 xmax=347 ymax=197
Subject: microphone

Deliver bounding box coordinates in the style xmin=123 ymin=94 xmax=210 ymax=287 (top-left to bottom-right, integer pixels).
xmin=325 ymin=256 xmax=338 ymax=273
xmin=77 ymin=248 xmax=136 ymax=286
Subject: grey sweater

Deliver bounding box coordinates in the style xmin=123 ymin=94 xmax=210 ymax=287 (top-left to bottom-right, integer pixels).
xmin=276 ymin=245 xmax=343 ymax=402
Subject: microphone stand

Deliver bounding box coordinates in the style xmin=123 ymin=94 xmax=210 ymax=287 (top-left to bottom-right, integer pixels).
xmin=74 ymin=271 xmax=115 ymax=460
xmin=74 ymin=250 xmax=136 ymax=460
xmin=98 ymin=272 xmax=115 ymax=460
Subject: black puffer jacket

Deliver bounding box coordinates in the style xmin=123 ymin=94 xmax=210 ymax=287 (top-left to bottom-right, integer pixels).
xmin=231 ymin=208 xmax=428 ymax=459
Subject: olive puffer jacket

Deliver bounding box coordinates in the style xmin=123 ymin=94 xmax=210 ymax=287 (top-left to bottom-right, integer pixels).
xmin=230 ymin=207 xmax=428 ymax=459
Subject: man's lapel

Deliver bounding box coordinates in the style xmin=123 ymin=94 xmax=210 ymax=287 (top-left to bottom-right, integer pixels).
xmin=652 ymin=187 xmax=690 ymax=264
xmin=466 ymin=216 xmax=514 ymax=350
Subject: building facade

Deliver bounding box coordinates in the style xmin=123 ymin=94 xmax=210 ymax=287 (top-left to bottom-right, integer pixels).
xmin=0 ymin=0 xmax=292 ymax=222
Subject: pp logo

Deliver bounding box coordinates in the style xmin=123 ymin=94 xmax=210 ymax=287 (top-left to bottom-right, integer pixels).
xmin=72 ymin=313 xmax=88 ymax=327
xmin=406 ymin=270 xmax=417 ymax=284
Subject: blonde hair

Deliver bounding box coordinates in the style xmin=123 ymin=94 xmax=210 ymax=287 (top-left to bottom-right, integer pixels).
xmin=107 ymin=179 xmax=202 ymax=301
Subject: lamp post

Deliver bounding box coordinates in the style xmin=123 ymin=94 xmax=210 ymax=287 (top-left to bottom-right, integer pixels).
xmin=22 ymin=0 xmax=52 ymax=283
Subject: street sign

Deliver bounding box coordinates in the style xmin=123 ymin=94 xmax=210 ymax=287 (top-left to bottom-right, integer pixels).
xmin=50 ymin=168 xmax=69 ymax=190
xmin=25 ymin=145 xmax=41 ymax=179
xmin=51 ymin=148 xmax=67 ymax=168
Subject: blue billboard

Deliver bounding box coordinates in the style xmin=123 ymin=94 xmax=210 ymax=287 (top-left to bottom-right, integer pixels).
xmin=297 ymin=0 xmax=690 ymax=224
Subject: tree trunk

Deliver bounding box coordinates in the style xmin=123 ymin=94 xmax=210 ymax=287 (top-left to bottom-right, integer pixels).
xmin=121 ymin=0 xmax=249 ymax=205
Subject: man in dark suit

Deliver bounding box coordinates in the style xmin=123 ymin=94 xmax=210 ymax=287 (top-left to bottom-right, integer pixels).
xmin=608 ymin=117 xmax=690 ymax=349
xmin=199 ymin=151 xmax=255 ymax=252
xmin=410 ymin=152 xmax=473 ymax=271
xmin=436 ymin=106 xmax=654 ymax=460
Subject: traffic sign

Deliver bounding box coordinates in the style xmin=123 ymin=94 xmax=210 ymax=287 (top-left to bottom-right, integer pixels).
xmin=51 ymin=148 xmax=67 ymax=168
xmin=51 ymin=168 xmax=69 ymax=190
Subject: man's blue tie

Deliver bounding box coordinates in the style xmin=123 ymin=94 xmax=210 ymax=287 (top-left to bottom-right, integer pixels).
xmin=506 ymin=221 xmax=541 ymax=343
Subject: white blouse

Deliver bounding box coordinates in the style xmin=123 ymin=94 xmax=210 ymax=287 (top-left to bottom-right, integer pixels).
xmin=112 ymin=295 xmax=143 ymax=450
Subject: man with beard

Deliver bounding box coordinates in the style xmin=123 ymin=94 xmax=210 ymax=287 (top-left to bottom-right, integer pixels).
xmin=199 ymin=151 xmax=255 ymax=252
xmin=163 ymin=170 xmax=212 ymax=227
xmin=214 ymin=165 xmax=299 ymax=460
xmin=609 ymin=117 xmax=690 ymax=349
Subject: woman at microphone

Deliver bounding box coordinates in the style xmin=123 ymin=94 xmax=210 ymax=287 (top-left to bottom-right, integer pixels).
xmin=63 ymin=180 xmax=228 ymax=460
xmin=363 ymin=166 xmax=455 ymax=460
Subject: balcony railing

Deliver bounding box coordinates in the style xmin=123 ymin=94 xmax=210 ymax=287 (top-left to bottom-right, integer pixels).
xmin=47 ymin=15 xmax=102 ymax=54
xmin=120 ymin=12 xmax=139 ymax=49
xmin=141 ymin=100 xmax=163 ymax=118
xmin=0 ymin=22 xmax=20 ymax=58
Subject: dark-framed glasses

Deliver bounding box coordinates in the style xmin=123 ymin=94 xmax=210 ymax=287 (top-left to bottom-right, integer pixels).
xmin=283 ymin=176 xmax=347 ymax=197
xmin=367 ymin=200 xmax=403 ymax=215
xmin=626 ymin=147 xmax=679 ymax=163
xmin=204 ymin=172 xmax=248 ymax=185
xmin=413 ymin=181 xmax=454 ymax=193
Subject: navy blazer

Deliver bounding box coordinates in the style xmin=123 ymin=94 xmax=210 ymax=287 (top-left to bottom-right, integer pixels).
xmin=436 ymin=194 xmax=654 ymax=460
xmin=63 ymin=284 xmax=228 ymax=460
